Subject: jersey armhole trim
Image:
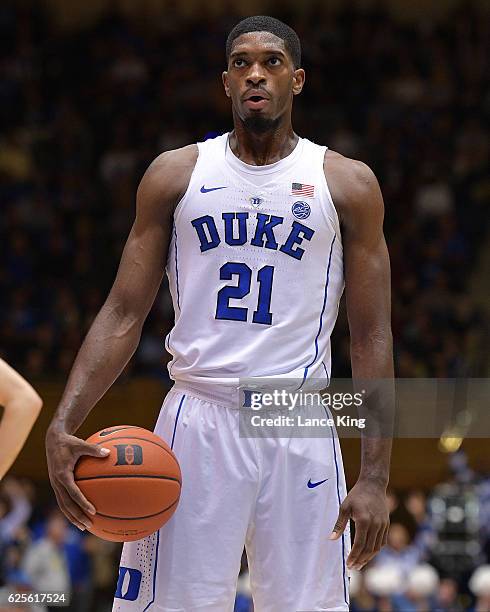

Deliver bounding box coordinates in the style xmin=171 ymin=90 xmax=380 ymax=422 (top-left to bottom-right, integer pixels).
xmin=172 ymin=144 xmax=201 ymax=221
xmin=320 ymin=147 xmax=343 ymax=246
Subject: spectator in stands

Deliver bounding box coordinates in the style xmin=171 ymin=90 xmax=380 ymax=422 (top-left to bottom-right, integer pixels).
xmin=375 ymin=523 xmax=428 ymax=578
xmin=404 ymin=490 xmax=436 ymax=555
xmin=363 ymin=565 xmax=402 ymax=610
xmin=84 ymin=534 xmax=121 ymax=612
xmin=468 ymin=565 xmax=490 ymax=612
xmin=391 ymin=564 xmax=439 ymax=611
xmin=22 ymin=510 xmax=71 ymax=608
xmin=434 ymin=577 xmax=464 ymax=612
xmin=0 ymin=478 xmax=32 ymax=587
xmin=349 ymin=569 xmax=377 ymax=612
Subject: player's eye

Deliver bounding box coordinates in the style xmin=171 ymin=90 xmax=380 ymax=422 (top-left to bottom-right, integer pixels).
xmin=233 ymin=58 xmax=246 ymax=68
xmin=268 ymin=57 xmax=281 ymax=66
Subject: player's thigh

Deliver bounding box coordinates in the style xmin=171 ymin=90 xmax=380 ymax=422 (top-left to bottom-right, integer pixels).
xmin=114 ymin=392 xmax=258 ymax=611
xmin=247 ymin=432 xmax=350 ymax=612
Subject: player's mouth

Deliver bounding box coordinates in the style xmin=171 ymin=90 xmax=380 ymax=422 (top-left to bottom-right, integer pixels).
xmin=243 ymin=91 xmax=270 ymax=110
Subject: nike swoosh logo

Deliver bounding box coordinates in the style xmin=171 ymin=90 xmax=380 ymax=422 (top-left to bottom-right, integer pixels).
xmin=200 ymin=185 xmax=227 ymax=193
xmin=99 ymin=426 xmax=135 ymax=437
xmin=307 ymin=478 xmax=329 ymax=489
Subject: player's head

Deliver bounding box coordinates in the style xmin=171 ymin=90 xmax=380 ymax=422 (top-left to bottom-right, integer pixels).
xmin=223 ymin=16 xmax=305 ymax=134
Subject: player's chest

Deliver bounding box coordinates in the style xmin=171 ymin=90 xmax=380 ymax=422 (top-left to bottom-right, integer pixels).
xmin=179 ymin=182 xmax=324 ymax=261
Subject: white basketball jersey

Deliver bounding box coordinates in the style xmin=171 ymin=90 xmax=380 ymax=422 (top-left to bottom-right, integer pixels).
xmin=165 ymin=133 xmax=344 ymax=388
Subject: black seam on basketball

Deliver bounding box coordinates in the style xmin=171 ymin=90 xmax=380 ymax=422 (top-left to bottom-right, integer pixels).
xmin=101 ymin=529 xmax=147 ymax=535
xmin=75 ymin=474 xmax=181 ymax=485
xmin=95 ymin=498 xmax=179 ymax=520
xmin=98 ymin=426 xmax=142 ymax=437
xmin=93 ymin=435 xmax=177 ymax=461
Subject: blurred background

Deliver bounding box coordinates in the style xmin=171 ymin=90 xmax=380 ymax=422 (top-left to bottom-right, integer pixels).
xmin=0 ymin=0 xmax=489 ymax=610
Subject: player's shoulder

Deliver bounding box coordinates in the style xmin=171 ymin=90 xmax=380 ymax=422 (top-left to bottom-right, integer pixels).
xmin=137 ymin=144 xmax=199 ymax=208
xmin=323 ymin=149 xmax=383 ymax=226
xmin=146 ymin=144 xmax=199 ymax=177
xmin=324 ymin=149 xmax=379 ymax=200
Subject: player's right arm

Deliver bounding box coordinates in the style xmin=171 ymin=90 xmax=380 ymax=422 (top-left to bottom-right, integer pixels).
xmin=0 ymin=360 xmax=43 ymax=480
xmin=45 ymin=146 xmax=197 ymax=531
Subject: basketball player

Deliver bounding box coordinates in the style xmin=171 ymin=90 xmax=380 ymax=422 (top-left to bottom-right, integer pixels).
xmin=0 ymin=359 xmax=43 ymax=480
xmin=46 ymin=16 xmax=393 ymax=611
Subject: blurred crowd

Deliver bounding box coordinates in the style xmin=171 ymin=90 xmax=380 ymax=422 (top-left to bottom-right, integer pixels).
xmin=1 ymin=449 xmax=490 ymax=611
xmin=0 ymin=2 xmax=488 ymax=379
xmin=0 ymin=477 xmax=120 ymax=611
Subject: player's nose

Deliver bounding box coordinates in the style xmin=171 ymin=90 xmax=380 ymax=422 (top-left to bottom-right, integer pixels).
xmin=246 ymin=62 xmax=266 ymax=86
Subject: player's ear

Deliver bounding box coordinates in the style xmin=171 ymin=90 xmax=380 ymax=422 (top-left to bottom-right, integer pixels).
xmin=222 ymin=71 xmax=231 ymax=98
xmin=292 ymin=68 xmax=305 ymax=96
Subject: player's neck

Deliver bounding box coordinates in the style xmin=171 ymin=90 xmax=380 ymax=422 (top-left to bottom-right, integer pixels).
xmin=229 ymin=115 xmax=298 ymax=166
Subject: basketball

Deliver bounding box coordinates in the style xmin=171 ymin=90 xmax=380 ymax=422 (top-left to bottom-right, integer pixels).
xmin=74 ymin=425 xmax=182 ymax=542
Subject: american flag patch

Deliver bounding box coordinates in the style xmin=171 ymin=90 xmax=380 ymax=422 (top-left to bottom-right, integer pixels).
xmin=291 ymin=182 xmax=315 ymax=197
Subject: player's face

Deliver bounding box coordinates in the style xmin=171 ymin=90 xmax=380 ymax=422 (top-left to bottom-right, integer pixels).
xmin=222 ymin=32 xmax=305 ymax=132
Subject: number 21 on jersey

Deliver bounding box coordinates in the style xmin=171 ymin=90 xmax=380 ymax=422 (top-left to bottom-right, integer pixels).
xmin=215 ymin=262 xmax=274 ymax=325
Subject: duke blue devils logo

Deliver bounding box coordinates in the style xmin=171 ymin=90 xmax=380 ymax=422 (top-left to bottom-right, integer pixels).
xmin=115 ymin=567 xmax=142 ymax=600
xmin=114 ymin=444 xmax=143 ymax=466
xmin=250 ymin=196 xmax=263 ymax=208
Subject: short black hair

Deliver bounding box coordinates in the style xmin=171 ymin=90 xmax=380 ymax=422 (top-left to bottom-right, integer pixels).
xmin=226 ymin=15 xmax=301 ymax=69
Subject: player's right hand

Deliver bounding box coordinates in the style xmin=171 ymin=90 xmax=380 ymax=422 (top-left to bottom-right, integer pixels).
xmin=45 ymin=428 xmax=109 ymax=531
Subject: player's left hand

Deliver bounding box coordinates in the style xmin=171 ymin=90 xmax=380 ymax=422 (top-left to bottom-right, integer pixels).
xmin=329 ymin=478 xmax=389 ymax=570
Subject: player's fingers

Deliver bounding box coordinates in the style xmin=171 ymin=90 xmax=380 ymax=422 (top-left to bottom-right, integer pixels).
xmin=63 ymin=474 xmax=97 ymax=517
xmin=373 ymin=521 xmax=386 ymax=555
xmin=346 ymin=514 xmax=369 ymax=569
xmin=52 ymin=484 xmax=89 ymax=531
xmin=381 ymin=521 xmax=389 ymax=547
xmin=356 ymin=521 xmax=384 ymax=569
xmin=75 ymin=441 xmax=110 ymax=459
xmin=59 ymin=503 xmax=87 ymax=532
xmin=58 ymin=482 xmax=94 ymax=530
xmin=329 ymin=502 xmax=351 ymax=540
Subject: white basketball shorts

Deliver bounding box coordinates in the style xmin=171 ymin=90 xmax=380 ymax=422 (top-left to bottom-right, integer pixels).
xmin=112 ymin=383 xmax=351 ymax=612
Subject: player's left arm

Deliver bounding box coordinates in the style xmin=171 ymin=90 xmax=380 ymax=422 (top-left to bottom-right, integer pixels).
xmin=326 ymin=153 xmax=394 ymax=570
xmin=0 ymin=359 xmax=43 ymax=480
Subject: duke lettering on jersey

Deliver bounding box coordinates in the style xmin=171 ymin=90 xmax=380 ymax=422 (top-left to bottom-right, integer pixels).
xmin=191 ymin=212 xmax=315 ymax=261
